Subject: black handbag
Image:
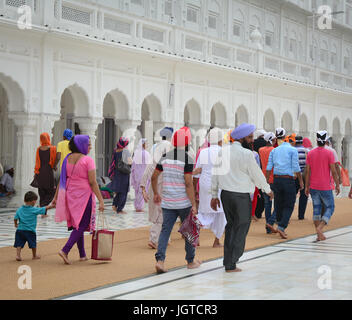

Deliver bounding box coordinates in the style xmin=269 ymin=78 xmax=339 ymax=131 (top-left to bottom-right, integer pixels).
xmin=117 ymin=159 xmax=131 ymax=174
xmin=30 ymin=175 xmax=39 ymax=188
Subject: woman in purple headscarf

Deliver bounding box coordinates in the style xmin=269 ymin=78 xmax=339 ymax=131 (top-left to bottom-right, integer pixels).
xmin=107 ymin=137 xmax=132 ymax=214
xmin=52 ymin=135 xmax=104 ymax=265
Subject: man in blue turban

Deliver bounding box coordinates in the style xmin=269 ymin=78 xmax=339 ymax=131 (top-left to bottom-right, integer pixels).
xmin=160 ymin=127 xmax=174 ymax=140
xmin=211 ymin=123 xmax=273 ymax=273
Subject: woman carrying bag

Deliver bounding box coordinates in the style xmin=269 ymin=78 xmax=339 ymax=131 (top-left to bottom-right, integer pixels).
xmin=107 ymin=137 xmax=132 ymax=214
xmin=52 ymin=135 xmax=104 ymax=265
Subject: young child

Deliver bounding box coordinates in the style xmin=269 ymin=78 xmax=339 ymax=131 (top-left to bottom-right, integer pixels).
xmin=14 ymin=191 xmax=54 ymax=261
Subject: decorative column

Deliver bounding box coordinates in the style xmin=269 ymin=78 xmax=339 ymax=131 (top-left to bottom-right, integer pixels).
xmin=334 ymin=134 xmax=343 ymax=163
xmin=75 ymin=117 xmax=102 ymax=162
xmin=346 ymin=137 xmax=352 ymax=181
xmin=8 ymin=113 xmax=38 ymax=193
xmin=190 ymin=124 xmax=209 ymax=156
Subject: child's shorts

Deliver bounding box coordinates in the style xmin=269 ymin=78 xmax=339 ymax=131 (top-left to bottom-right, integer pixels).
xmin=14 ymin=230 xmax=37 ymax=249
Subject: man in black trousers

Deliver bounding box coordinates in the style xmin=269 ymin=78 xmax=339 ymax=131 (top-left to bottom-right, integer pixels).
xmin=211 ymin=123 xmax=273 ymax=273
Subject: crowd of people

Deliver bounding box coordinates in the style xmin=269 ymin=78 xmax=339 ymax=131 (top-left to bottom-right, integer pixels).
xmin=9 ymin=122 xmax=352 ymax=274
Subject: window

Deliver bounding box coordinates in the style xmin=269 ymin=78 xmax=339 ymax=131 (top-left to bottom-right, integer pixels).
xmin=165 ymin=0 xmax=172 ymax=16
xmin=289 ymin=38 xmax=297 ymax=55
xmin=208 ymin=14 xmax=217 ymax=29
xmin=187 ymin=6 xmax=199 ymax=23
xmin=344 ymin=56 xmax=350 ymax=70
xmin=331 ymin=53 xmax=336 ymax=67
xmin=233 ymin=21 xmax=241 ymax=37
xmin=265 ymin=32 xmax=274 ymax=47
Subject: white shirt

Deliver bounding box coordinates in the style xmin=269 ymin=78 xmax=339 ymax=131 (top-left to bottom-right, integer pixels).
xmin=211 ymin=141 xmax=271 ymax=198
xmin=195 ymin=144 xmax=221 ymax=183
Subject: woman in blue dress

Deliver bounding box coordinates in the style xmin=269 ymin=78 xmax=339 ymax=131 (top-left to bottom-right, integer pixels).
xmin=108 ymin=137 xmax=132 ymax=214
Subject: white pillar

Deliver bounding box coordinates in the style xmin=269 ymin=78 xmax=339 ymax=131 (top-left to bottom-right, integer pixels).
xmin=334 ymin=134 xmax=343 ymax=163
xmin=9 ymin=113 xmax=38 ymax=192
xmin=76 ymin=117 xmax=102 ymax=162
xmin=346 ymin=137 xmax=352 ymax=179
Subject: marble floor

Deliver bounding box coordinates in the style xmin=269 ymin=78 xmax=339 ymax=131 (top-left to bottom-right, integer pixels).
xmin=0 ymin=198 xmax=151 ymax=248
xmin=61 ymin=225 xmax=352 ymax=300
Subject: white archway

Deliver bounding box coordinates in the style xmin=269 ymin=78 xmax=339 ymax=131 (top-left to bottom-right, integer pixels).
xmin=332 ymin=117 xmax=341 ymax=136
xmin=263 ymin=108 xmax=275 ymax=132
xmin=0 ymin=72 xmax=25 ymax=113
xmin=319 ymin=116 xmax=328 ymax=131
xmin=96 ymin=89 xmax=131 ymax=176
xmin=299 ymin=113 xmax=308 ymax=135
xmin=210 ymin=102 xmax=227 ymax=128
xmin=235 ymin=105 xmax=249 ymax=127
xmin=0 ymin=81 xmax=17 ymax=168
xmin=342 ymin=119 xmax=352 ymax=168
xmin=281 ymin=111 xmax=293 ymax=133
xmin=184 ymin=98 xmax=202 ymax=126
xmin=52 ymin=84 xmax=90 ymax=146
xmin=137 ymin=94 xmax=163 ymax=147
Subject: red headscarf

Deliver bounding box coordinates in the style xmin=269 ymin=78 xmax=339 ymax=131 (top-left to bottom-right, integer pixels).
xmin=303 ymin=137 xmax=312 ymax=149
xmin=34 ymin=133 xmax=57 ymax=174
xmin=172 ymin=127 xmax=192 ymax=147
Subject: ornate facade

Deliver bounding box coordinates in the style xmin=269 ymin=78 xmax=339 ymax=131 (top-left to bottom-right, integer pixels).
xmin=0 ymin=0 xmax=352 ymax=193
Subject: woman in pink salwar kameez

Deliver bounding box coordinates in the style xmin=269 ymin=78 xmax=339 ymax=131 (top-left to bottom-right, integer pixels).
xmin=52 ymin=135 xmax=104 ymax=265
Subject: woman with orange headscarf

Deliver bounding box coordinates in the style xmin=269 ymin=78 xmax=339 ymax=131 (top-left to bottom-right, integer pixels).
xmin=34 ymin=133 xmax=57 ymax=207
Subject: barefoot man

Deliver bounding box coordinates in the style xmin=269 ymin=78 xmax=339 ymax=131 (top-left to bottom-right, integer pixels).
xmin=211 ymin=123 xmax=273 ymax=273
xmin=193 ymin=127 xmax=227 ymax=248
xmin=305 ymin=131 xmax=340 ymax=241
xmin=152 ymin=127 xmax=201 ymax=274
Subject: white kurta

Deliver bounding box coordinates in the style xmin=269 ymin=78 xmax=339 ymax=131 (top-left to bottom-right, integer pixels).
xmin=195 ymin=144 xmax=227 ymax=239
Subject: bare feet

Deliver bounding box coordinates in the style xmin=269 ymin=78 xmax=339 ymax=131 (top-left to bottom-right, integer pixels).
xmin=155 ymin=261 xmax=167 ymax=274
xmin=277 ymin=229 xmax=288 ymax=239
xmin=212 ymin=239 xmax=223 ymax=248
xmin=79 ymin=256 xmax=89 ymax=261
xmin=266 ymin=223 xmax=278 ymax=234
xmin=112 ymin=206 xmax=117 ymax=212
xmin=316 ymin=231 xmax=326 ymax=241
xmin=252 ymin=216 xmax=258 ymax=221
xmin=16 ymin=256 xmax=22 ymax=261
xmin=135 ymin=209 xmax=144 ymax=213
xmin=32 ymin=255 xmax=41 ymax=260
xmin=226 ymin=267 xmax=242 ymax=273
xmin=187 ymin=259 xmax=202 ymax=269
xmin=117 ymin=210 xmax=127 ymax=214
xmin=148 ymin=241 xmax=157 ymax=249
xmin=58 ymin=250 xmax=71 ymax=265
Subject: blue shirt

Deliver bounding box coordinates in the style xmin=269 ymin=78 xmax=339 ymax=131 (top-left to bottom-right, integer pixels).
xmin=14 ymin=205 xmax=47 ymax=233
xmin=266 ymin=142 xmax=301 ymax=177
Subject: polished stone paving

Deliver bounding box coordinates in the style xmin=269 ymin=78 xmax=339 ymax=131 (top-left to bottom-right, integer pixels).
xmin=61 ymin=225 xmax=352 ymax=300
xmin=0 ymin=198 xmax=151 ymax=248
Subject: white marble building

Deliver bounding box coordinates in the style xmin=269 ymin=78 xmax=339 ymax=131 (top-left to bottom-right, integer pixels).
xmin=0 ymin=0 xmax=352 ymax=192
